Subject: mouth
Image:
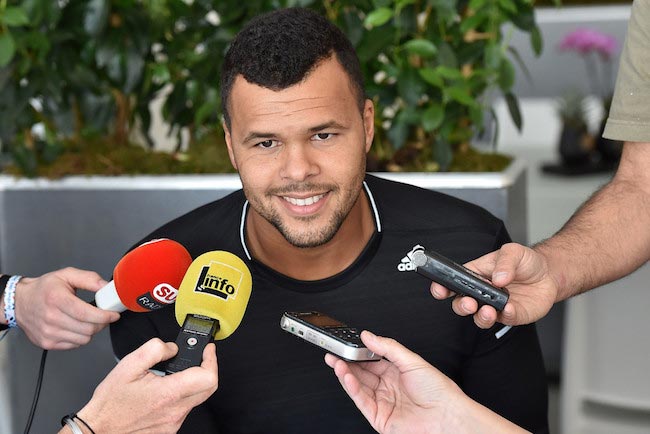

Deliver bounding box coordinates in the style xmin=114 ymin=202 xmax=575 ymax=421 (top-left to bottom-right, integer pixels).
xmin=282 ymin=193 xmax=326 ymax=207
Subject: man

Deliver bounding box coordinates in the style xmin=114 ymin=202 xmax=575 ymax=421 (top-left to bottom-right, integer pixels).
xmin=1 ymin=269 xmax=218 ymax=434
xmin=111 ymin=8 xmax=548 ymax=433
xmin=430 ymin=0 xmax=650 ymax=330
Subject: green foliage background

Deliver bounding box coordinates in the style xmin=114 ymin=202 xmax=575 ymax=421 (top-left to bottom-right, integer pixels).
xmin=0 ymin=0 xmax=541 ymax=177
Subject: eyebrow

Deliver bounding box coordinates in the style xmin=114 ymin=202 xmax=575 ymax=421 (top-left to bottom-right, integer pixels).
xmin=242 ymin=120 xmax=347 ymax=144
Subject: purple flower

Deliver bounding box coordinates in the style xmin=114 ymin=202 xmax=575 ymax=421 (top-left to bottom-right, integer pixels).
xmin=559 ymin=28 xmax=618 ymax=59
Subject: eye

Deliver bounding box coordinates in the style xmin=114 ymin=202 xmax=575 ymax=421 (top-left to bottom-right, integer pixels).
xmin=312 ymin=133 xmax=335 ymax=141
xmin=255 ymin=139 xmax=278 ymax=149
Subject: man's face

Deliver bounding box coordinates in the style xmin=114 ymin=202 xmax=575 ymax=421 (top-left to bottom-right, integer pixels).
xmin=224 ymin=56 xmax=374 ymax=248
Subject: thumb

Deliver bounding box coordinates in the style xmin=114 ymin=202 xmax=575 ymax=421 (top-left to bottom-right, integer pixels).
xmin=114 ymin=338 xmax=178 ymax=377
xmin=490 ymin=243 xmax=527 ymax=287
xmin=57 ymin=267 xmax=109 ymax=293
xmin=360 ymin=331 xmax=429 ymax=372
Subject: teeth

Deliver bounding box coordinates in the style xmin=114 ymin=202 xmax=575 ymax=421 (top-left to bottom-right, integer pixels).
xmin=284 ymin=194 xmax=324 ymax=206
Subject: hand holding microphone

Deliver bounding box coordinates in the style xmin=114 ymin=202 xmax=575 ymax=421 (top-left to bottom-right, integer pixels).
xmin=165 ymin=251 xmax=252 ymax=374
xmin=8 ymin=239 xmax=191 ymax=351
xmin=11 ymin=268 xmax=120 ymax=350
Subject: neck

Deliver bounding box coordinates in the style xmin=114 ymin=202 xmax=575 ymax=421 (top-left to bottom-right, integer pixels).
xmin=245 ymin=190 xmax=375 ymax=281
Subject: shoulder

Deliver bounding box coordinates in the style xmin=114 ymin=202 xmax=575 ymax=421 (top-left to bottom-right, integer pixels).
xmin=365 ymin=174 xmax=503 ymax=231
xmin=132 ymin=189 xmax=247 ymax=254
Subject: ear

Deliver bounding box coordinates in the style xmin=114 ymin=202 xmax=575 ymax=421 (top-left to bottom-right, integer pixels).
xmin=362 ymin=99 xmax=375 ymax=153
xmin=223 ymin=121 xmax=238 ymax=170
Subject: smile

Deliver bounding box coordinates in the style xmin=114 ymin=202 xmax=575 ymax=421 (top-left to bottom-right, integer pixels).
xmin=282 ymin=194 xmax=325 ymax=206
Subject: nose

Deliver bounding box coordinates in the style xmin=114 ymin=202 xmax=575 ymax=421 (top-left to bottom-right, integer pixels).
xmin=279 ymin=143 xmax=319 ymax=182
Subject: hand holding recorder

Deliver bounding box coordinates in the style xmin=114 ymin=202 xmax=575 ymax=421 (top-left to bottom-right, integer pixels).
xmin=411 ymin=249 xmax=509 ymax=311
xmin=61 ymin=338 xmax=218 ymax=434
xmin=325 ymin=331 xmax=528 ymax=434
xmin=429 ymin=243 xmax=559 ymax=329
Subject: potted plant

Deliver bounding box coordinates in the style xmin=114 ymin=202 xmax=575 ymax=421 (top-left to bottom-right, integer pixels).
xmin=0 ymin=0 xmax=542 ymax=177
xmin=543 ymin=27 xmax=622 ymax=174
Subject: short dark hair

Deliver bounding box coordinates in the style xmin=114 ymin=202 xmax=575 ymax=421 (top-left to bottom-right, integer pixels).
xmin=220 ymin=8 xmax=365 ymax=129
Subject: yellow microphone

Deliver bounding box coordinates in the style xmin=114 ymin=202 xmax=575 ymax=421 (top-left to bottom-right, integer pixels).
xmin=166 ymin=251 xmax=252 ymax=373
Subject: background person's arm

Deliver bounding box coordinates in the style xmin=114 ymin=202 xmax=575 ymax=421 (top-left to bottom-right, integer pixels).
xmin=432 ymin=142 xmax=650 ymax=328
xmin=536 ymin=141 xmax=650 ymax=299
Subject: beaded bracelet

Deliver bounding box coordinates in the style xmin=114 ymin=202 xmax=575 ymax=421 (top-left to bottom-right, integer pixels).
xmin=3 ymin=275 xmax=21 ymax=328
xmin=0 ymin=275 xmax=10 ymax=299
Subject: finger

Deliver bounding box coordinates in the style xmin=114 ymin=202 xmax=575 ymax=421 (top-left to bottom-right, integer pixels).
xmin=200 ymin=342 xmax=218 ymax=371
xmin=429 ymin=282 xmax=455 ymax=300
xmin=59 ymin=294 xmax=120 ymax=325
xmin=326 ymin=354 xmax=383 ymax=397
xmin=451 ymin=296 xmax=478 ymax=317
xmin=489 ymin=243 xmax=528 ymax=286
xmin=473 ymin=305 xmax=498 ymax=329
xmin=115 ymin=339 xmax=178 ymax=376
xmin=56 ymin=267 xmax=109 ymax=293
xmin=359 ymin=331 xmax=429 ymax=372
xmin=498 ymin=302 xmax=518 ymax=325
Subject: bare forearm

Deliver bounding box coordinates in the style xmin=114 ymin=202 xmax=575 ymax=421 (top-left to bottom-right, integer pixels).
xmin=446 ymin=395 xmax=530 ymax=434
xmin=535 ymin=142 xmax=650 ymax=301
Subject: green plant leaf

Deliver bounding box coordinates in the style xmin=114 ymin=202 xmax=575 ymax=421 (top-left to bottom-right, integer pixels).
xmin=356 ymin=26 xmax=394 ymax=62
xmin=436 ymin=41 xmax=458 ymax=69
xmin=459 ymin=12 xmax=486 ymax=34
xmin=432 ymin=137 xmax=453 ymax=171
xmin=446 ymin=86 xmax=476 ymax=107
xmin=508 ymin=6 xmax=535 ymax=31
xmin=498 ymin=58 xmax=515 ymax=91
xmin=397 ymin=67 xmax=425 ymax=106
xmin=530 ymin=25 xmax=543 ymax=56
xmin=468 ymin=0 xmax=487 ymax=10
xmin=403 ymin=38 xmax=437 ymax=58
xmin=506 ymin=46 xmax=532 ymax=85
xmin=497 ymin=0 xmax=517 ymax=14
xmin=422 ymin=103 xmax=444 ymax=132
xmin=484 ymin=42 xmax=501 ymax=70
xmin=152 ymin=64 xmax=171 ymax=84
xmin=419 ymin=68 xmax=444 ymax=88
xmin=364 ymin=7 xmax=393 ymax=28
xmin=387 ymin=112 xmax=409 ymax=150
xmin=436 ymin=66 xmax=462 ymax=80
xmin=342 ymin=9 xmax=364 ymax=46
xmin=504 ymin=92 xmax=522 ymax=132
xmin=0 ymin=32 xmax=16 ymax=67
xmin=1 ymin=7 xmax=30 ymax=27
xmin=396 ymin=0 xmax=417 ymax=15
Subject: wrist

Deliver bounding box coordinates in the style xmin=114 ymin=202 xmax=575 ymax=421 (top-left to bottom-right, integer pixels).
xmin=61 ymin=413 xmax=96 ymax=434
xmin=2 ymin=275 xmax=21 ymax=328
xmin=533 ymin=243 xmax=569 ymax=303
xmin=0 ymin=275 xmax=10 ymax=326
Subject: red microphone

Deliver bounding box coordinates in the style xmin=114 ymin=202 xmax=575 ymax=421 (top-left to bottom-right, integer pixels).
xmin=95 ymin=238 xmax=192 ymax=312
